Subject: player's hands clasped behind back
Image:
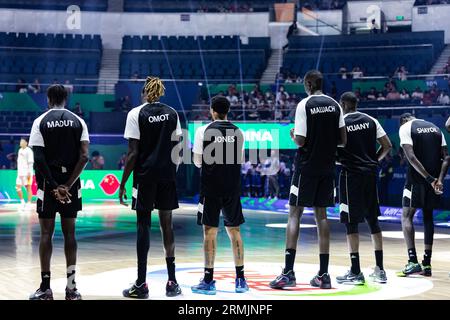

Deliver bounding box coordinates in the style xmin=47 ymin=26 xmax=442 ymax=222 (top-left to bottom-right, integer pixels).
xmin=52 ymin=185 xmax=72 ymax=204
xmin=432 ymin=179 xmax=444 ymax=195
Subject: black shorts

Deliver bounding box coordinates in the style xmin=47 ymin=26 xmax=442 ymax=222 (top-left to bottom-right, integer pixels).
xmin=197 ymin=194 xmax=245 ymax=227
xmin=339 ymin=170 xmax=380 ymax=224
xmin=132 ymin=181 xmax=179 ymax=212
xmin=36 ymin=175 xmax=81 ymax=219
xmin=402 ymin=182 xmax=440 ymax=210
xmin=289 ymin=170 xmax=335 ymax=207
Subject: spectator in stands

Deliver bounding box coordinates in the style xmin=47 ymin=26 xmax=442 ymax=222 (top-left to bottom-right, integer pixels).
xmin=354 ymin=87 xmax=362 ymax=100
xmin=370 ymin=19 xmax=379 ymax=34
xmin=411 ymin=87 xmax=424 ymax=101
xmin=283 ymin=20 xmax=298 ymax=51
xmin=72 ymin=102 xmax=84 ymax=118
xmin=352 ymin=66 xmax=364 ymax=79
xmin=63 ymin=79 xmax=73 ymax=94
xmin=399 ymin=89 xmax=410 ymax=100
xmin=28 ymin=78 xmax=41 ymax=93
xmin=422 ymin=90 xmax=433 ymax=105
xmin=90 ymin=151 xmax=105 ymax=170
xmin=366 ymin=87 xmax=377 ymax=100
xmin=282 ymin=20 xmax=298 ymax=52
xmin=276 ymin=85 xmax=289 ymax=104
xmin=118 ymin=95 xmax=132 ymax=112
xmin=339 ymin=66 xmax=348 ymax=79
xmin=118 ymin=152 xmax=127 ymax=170
xmin=285 ymin=73 xmax=299 ymax=83
xmin=16 ymin=78 xmax=27 ymax=93
xmin=250 ymin=84 xmax=261 ymax=98
xmin=395 ymin=66 xmax=408 ymax=81
xmin=377 ymin=92 xmax=386 ymax=101
xmin=429 ymin=85 xmax=439 ymax=102
xmin=386 ymin=88 xmax=401 ymax=100
xmin=437 ymin=91 xmax=450 ymax=105
xmin=226 ymin=91 xmax=239 ymax=106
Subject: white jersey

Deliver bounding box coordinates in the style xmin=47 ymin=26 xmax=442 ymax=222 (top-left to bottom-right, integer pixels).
xmin=17 ymin=147 xmax=34 ymax=176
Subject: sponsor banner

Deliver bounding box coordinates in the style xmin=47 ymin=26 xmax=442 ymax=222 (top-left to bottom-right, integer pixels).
xmin=238 ymin=197 xmax=450 ymax=226
xmin=0 ymin=170 xmax=132 ymax=201
xmin=188 ymin=122 xmax=296 ymax=149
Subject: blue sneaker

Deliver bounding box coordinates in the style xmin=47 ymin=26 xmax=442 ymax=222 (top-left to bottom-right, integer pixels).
xmin=235 ymin=278 xmax=249 ymax=293
xmin=191 ymin=279 xmax=216 ymax=295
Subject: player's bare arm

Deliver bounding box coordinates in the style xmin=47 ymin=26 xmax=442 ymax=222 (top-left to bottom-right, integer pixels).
xmin=119 ymin=138 xmax=139 ymax=205
xmin=376 ymin=135 xmax=393 ymax=162
xmin=402 ymin=144 xmax=437 ymax=187
xmin=435 ymin=146 xmax=449 ymax=194
xmin=289 ymin=128 xmax=305 ymax=147
xmin=338 ymin=126 xmax=347 ymax=147
xmin=32 ymin=146 xmax=61 ymax=201
xmin=55 ymin=141 xmax=89 ymax=202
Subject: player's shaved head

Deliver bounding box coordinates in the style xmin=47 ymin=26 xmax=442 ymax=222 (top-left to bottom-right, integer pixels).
xmin=304 ymin=70 xmax=323 ymax=95
xmin=399 ymin=112 xmax=415 ymax=126
xmin=340 ymin=92 xmax=358 ymax=113
xmin=47 ymin=84 xmax=68 ymax=107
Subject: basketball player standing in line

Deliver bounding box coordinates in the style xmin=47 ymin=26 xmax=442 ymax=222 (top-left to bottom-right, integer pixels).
xmin=119 ymin=76 xmax=183 ymax=298
xmin=28 ymin=84 xmax=89 ymax=300
xmin=397 ymin=113 xmax=447 ymax=277
xmin=191 ymin=96 xmax=248 ymax=295
xmin=335 ymin=92 xmax=392 ymax=285
xmin=270 ymin=70 xmax=347 ymax=289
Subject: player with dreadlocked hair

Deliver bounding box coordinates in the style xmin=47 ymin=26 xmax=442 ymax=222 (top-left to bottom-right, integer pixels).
xmin=120 ymin=76 xmax=183 ymax=298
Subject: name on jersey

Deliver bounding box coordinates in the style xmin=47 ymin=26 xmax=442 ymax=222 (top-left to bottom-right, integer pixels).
xmin=47 ymin=120 xmax=74 ymax=128
xmin=310 ymin=105 xmax=336 ymax=115
xmin=347 ymin=122 xmax=370 ymax=132
xmin=148 ymin=114 xmax=169 ymax=123
xmin=416 ymin=127 xmax=438 ymax=134
xmin=214 ymin=136 xmax=236 ymax=143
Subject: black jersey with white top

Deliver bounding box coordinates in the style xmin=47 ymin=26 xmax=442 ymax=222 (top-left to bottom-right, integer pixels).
xmin=399 ymin=119 xmax=447 ymax=185
xmin=294 ymin=94 xmax=345 ymax=176
xmin=193 ymin=120 xmax=244 ymax=197
xmin=338 ymin=111 xmax=386 ymax=175
xmin=28 ymin=108 xmax=89 ymax=172
xmin=124 ymin=102 xmax=182 ymax=184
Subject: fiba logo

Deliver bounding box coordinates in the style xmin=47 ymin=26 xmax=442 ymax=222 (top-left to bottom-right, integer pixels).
xmin=66 ymin=5 xmax=81 ymax=30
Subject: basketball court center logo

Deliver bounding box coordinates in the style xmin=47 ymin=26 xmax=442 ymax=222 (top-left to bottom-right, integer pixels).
xmin=52 ymin=262 xmax=433 ymax=300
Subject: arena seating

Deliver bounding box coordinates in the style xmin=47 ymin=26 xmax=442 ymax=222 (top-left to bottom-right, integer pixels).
xmin=0 ymin=0 xmax=107 ymax=11
xmin=282 ymin=31 xmax=445 ymax=77
xmin=120 ymin=36 xmax=270 ymax=80
xmin=0 ymin=32 xmax=102 ymax=93
xmin=123 ymin=0 xmax=280 ymax=12
xmin=0 ymin=110 xmax=40 ymax=133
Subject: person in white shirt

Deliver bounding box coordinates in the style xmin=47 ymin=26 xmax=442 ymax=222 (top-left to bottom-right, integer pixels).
xmin=16 ymin=138 xmax=34 ymax=209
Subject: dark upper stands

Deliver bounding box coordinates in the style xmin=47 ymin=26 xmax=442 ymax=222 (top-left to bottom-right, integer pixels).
xmin=0 ymin=32 xmax=102 ymax=93
xmin=282 ymin=31 xmax=445 ymax=77
xmin=120 ymin=36 xmax=270 ymax=80
xmin=0 ymin=0 xmax=107 ymax=11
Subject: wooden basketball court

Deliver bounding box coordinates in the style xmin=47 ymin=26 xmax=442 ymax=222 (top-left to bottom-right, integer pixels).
xmin=0 ymin=202 xmax=449 ymax=300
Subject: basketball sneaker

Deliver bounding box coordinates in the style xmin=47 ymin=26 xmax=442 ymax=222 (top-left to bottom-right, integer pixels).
xmin=235 ymin=278 xmax=249 ymax=293
xmin=336 ymin=270 xmax=365 ymax=285
xmin=310 ymin=272 xmax=332 ymax=289
xmin=191 ymin=279 xmax=216 ymax=295
xmin=396 ymin=262 xmax=422 ymax=277
xmin=369 ymin=266 xmax=387 ymax=283
xmin=65 ymin=287 xmax=82 ymax=300
xmin=420 ymin=264 xmax=432 ymax=277
xmin=269 ymin=269 xmax=296 ymax=289
xmin=166 ymin=280 xmax=182 ymax=297
xmin=29 ymin=288 xmax=53 ymax=300
xmin=122 ymin=282 xmax=149 ymax=299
